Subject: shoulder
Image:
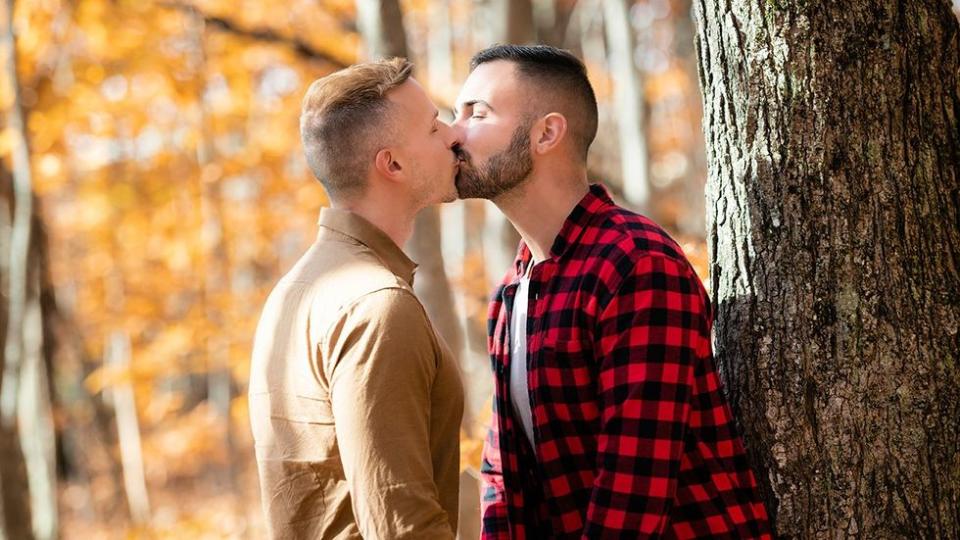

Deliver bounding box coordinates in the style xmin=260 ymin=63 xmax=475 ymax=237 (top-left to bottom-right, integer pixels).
xmin=582 ymin=203 xmax=706 ymax=303
xmin=590 ymin=203 xmax=690 ymax=265
xmin=344 ymin=287 xmax=428 ymax=326
xmin=291 ymin=239 xmax=416 ymax=312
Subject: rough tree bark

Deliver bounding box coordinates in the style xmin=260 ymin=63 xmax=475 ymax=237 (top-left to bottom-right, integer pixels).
xmin=695 ymin=0 xmax=960 ymax=537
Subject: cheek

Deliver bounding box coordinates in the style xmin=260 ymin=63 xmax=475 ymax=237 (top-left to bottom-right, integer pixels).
xmin=463 ymin=126 xmax=497 ymax=157
xmin=464 ymin=124 xmax=509 ymax=155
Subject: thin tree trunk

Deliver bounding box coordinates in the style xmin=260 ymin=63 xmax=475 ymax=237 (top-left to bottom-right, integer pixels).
xmin=407 ymin=207 xmax=466 ymax=373
xmin=106 ymin=331 xmax=151 ymax=526
xmin=480 ymin=0 xmax=532 ymax=287
xmin=0 ymin=423 xmax=27 ymax=540
xmin=504 ymin=0 xmax=536 ymax=44
xmin=355 ymin=0 xmax=467 ymax=382
xmin=356 ymin=0 xmax=408 ymax=59
xmin=603 ymin=0 xmax=651 ymax=210
xmin=695 ymin=0 xmax=960 ymax=536
xmin=536 ymin=0 xmax=577 ymax=48
xmin=1 ymin=0 xmax=32 ymax=428
xmin=191 ymin=11 xmax=237 ymax=492
xmin=674 ymin=0 xmax=709 ymax=237
xmin=0 ymin=171 xmax=28 ymax=540
xmin=2 ymin=2 xmax=56 ymax=538
xmin=103 ymin=149 xmax=150 ymax=525
xmin=17 ymin=269 xmax=56 ymax=540
xmin=427 ymin=1 xmax=453 ymax=93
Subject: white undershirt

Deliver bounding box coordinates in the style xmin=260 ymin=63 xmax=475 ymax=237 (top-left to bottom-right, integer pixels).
xmin=509 ymin=261 xmax=536 ymax=450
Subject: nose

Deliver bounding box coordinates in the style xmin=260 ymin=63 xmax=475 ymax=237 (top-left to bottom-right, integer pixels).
xmin=440 ymin=121 xmax=462 ymax=150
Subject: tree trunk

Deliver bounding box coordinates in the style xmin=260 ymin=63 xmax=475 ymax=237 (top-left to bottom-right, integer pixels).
xmin=480 ymin=0 xmax=531 ymax=288
xmin=674 ymin=0 xmax=709 ymax=237
xmin=426 ymin=1 xmax=453 ymax=93
xmin=501 ymin=0 xmax=536 ymax=44
xmin=354 ymin=0 xmax=468 ymax=395
xmin=602 ymin=0 xmax=651 ymax=210
xmin=355 ymin=0 xmax=408 ymax=59
xmin=191 ymin=12 xmax=238 ymax=493
xmin=105 ymin=331 xmax=151 ymax=525
xmin=1 ymin=0 xmax=32 ymax=427
xmin=0 ymin=169 xmax=31 ymax=540
xmin=2 ymin=1 xmax=57 ymax=538
xmin=694 ymin=0 xmax=960 ymax=537
xmin=17 ymin=268 xmax=56 ymax=540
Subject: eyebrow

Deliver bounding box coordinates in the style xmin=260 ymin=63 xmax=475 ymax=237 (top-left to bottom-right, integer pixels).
xmin=453 ymin=99 xmax=493 ymax=118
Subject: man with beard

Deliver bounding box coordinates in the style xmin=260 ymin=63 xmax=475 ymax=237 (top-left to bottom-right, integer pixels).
xmin=451 ymin=44 xmax=771 ymax=538
xmin=249 ymin=58 xmax=463 ymax=539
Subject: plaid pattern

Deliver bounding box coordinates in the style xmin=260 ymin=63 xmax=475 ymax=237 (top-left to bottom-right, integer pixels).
xmin=480 ymin=184 xmax=771 ymax=539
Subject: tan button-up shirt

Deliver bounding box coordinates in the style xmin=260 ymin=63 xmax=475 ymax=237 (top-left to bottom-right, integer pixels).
xmin=249 ymin=208 xmax=464 ymax=539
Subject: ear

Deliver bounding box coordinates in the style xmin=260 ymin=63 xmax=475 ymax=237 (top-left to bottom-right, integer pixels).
xmin=374 ymin=148 xmax=404 ymax=181
xmin=534 ymin=113 xmax=567 ymax=156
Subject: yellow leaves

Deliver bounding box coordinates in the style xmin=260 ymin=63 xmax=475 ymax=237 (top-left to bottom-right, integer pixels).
xmin=140 ymin=326 xmax=197 ymax=366
xmin=230 ymin=393 xmax=248 ymax=434
xmin=84 ymin=327 xmax=195 ymax=394
xmin=0 ymin=69 xmax=12 ymax=110
xmin=34 ymin=153 xmax=66 ymax=195
xmin=295 ymin=181 xmax=325 ymax=211
xmin=645 ymin=64 xmax=692 ymax=102
xmin=76 ymin=192 xmax=113 ymax=229
xmin=84 ymin=363 xmax=133 ymax=394
xmin=679 ymin=238 xmax=710 ymax=285
xmin=460 ymin=429 xmax=484 ymax=473
xmin=85 ymin=64 xmax=106 ymax=85
xmin=460 ymin=398 xmax=492 ymax=472
xmin=163 ymin=238 xmax=195 ymax=273
xmin=142 ymin=404 xmax=229 ymax=481
xmin=0 ymin=126 xmax=19 ymax=157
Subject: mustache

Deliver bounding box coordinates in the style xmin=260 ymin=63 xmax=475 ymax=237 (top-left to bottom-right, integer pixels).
xmin=453 ymin=145 xmax=471 ymax=163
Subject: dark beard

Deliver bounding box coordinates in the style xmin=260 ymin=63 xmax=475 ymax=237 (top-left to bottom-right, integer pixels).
xmin=455 ymin=121 xmax=533 ymax=200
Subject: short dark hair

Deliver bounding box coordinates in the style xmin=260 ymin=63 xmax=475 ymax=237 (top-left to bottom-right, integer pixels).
xmin=470 ymin=44 xmax=598 ymax=161
xmin=300 ymin=58 xmax=413 ymax=200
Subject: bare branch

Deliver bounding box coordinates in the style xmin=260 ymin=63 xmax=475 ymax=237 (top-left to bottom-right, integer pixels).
xmin=158 ymin=1 xmax=350 ymax=67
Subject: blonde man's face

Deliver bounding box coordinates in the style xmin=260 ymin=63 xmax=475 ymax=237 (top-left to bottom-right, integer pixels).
xmin=386 ymin=78 xmax=460 ymax=206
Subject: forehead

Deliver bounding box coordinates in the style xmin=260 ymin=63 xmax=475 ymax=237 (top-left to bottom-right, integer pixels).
xmin=457 ymin=60 xmax=525 ymax=111
xmin=387 ymin=77 xmax=435 ymax=118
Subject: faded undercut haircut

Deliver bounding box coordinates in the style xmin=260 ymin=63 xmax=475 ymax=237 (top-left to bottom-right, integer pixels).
xmin=299 ymin=57 xmax=413 ymax=200
xmin=470 ymin=44 xmax=598 ymax=162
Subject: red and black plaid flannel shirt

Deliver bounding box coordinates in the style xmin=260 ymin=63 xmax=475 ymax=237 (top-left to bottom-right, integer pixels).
xmin=480 ymin=184 xmax=771 ymax=539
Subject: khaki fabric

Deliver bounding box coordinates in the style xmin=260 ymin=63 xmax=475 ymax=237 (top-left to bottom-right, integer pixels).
xmin=249 ymin=208 xmax=463 ymax=539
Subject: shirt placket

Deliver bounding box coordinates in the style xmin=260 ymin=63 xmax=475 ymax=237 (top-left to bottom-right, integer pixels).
xmin=496 ymin=279 xmax=527 ymax=530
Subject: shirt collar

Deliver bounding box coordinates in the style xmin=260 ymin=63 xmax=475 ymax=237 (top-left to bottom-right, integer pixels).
xmin=317 ymin=207 xmax=418 ymax=285
xmin=513 ymin=183 xmax=613 ymax=275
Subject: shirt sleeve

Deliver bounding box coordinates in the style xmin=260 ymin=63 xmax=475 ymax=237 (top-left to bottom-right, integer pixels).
xmin=325 ymin=288 xmax=455 ymax=540
xmin=583 ymin=255 xmax=703 ymax=537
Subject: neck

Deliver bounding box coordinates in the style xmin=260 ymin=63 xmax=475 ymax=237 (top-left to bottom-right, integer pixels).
xmin=493 ymin=166 xmax=589 ymax=262
xmin=333 ymin=190 xmax=418 ymax=249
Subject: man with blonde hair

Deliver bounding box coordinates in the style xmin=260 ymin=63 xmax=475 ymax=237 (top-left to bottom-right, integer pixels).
xmin=249 ymin=57 xmax=463 ymax=539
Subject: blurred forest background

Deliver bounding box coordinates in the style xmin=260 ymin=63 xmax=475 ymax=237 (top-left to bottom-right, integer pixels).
xmin=1 ymin=0 xmax=957 ymax=538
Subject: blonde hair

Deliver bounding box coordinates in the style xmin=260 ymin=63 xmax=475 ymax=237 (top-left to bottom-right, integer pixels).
xmin=300 ymin=57 xmax=413 ymax=199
